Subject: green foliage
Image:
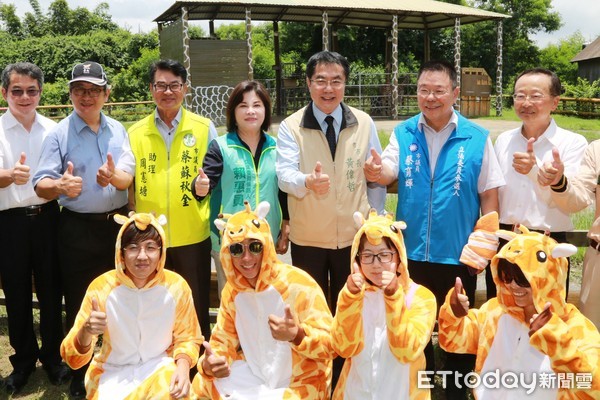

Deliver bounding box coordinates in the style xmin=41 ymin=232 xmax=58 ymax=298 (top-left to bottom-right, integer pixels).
xmin=0 ymin=3 xmax=23 ymax=38
xmin=539 ymin=32 xmax=586 ymax=85
xmin=563 ymin=77 xmax=600 ymax=98
xmin=110 ymin=47 xmax=160 ymax=102
xmin=40 ymin=78 xmax=70 ymax=107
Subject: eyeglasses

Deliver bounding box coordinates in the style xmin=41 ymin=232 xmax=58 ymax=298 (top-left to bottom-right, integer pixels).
xmin=417 ymin=88 xmax=449 ymax=98
xmin=512 ymin=93 xmax=547 ymax=103
xmin=71 ymin=87 xmax=104 ymax=98
xmin=497 ymin=263 xmax=531 ymax=287
xmin=153 ymin=82 xmax=184 ymax=93
xmin=310 ymin=79 xmax=345 ymax=89
xmin=229 ymin=241 xmax=264 ymax=257
xmin=10 ymin=88 xmax=40 ymax=97
xmin=358 ymin=251 xmax=396 ymax=264
xmin=123 ymin=243 xmax=161 ymax=257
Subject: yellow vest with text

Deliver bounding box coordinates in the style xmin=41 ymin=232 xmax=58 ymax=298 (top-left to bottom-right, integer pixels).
xmin=128 ymin=109 xmax=210 ymax=247
xmin=285 ymin=104 xmax=371 ymax=249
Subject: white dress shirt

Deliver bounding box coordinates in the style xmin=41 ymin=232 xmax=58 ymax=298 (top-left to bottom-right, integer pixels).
xmin=494 ymin=119 xmax=588 ymax=231
xmin=0 ymin=110 xmax=56 ymax=210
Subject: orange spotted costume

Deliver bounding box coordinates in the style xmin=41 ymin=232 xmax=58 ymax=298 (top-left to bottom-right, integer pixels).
xmin=331 ymin=210 xmax=437 ymax=399
xmin=439 ymin=226 xmax=600 ymax=399
xmin=60 ymin=213 xmax=203 ymax=399
xmin=193 ymin=202 xmax=334 ymax=399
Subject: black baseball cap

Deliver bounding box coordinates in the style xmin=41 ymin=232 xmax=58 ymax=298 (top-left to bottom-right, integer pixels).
xmin=69 ymin=61 xmax=107 ymax=86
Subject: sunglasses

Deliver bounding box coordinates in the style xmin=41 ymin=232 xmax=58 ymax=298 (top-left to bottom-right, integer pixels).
xmin=229 ymin=241 xmax=263 ymax=257
xmin=497 ymin=260 xmax=531 ymax=288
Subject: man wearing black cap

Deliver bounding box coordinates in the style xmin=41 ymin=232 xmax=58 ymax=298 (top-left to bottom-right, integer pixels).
xmin=33 ymin=61 xmax=135 ymax=397
xmin=0 ymin=62 xmax=70 ymax=394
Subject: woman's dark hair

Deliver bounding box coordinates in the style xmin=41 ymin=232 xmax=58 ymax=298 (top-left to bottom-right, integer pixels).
xmin=226 ymin=80 xmax=272 ymax=133
xmin=120 ymin=223 xmax=162 ymax=252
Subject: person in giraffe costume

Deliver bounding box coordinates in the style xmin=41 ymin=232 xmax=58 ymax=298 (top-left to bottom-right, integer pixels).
xmin=439 ymin=225 xmax=600 ymax=399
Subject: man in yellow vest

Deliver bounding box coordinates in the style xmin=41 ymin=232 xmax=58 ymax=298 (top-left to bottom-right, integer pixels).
xmin=127 ymin=59 xmax=217 ymax=338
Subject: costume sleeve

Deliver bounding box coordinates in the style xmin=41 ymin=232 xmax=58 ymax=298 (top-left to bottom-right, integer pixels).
xmin=438 ymin=287 xmax=483 ymax=355
xmin=198 ymin=285 xmax=240 ymax=380
xmin=331 ymin=284 xmax=366 ymax=358
xmin=170 ymin=277 xmax=203 ymax=367
xmin=60 ymin=283 xmax=101 ymax=370
xmin=385 ymin=285 xmax=436 ymax=363
xmin=291 ymin=276 xmax=335 ymax=360
xmin=550 ymin=140 xmax=600 ymax=214
xmin=529 ymin=307 xmax=600 ymax=397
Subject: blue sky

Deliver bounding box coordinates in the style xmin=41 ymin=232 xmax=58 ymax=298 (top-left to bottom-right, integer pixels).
xmin=7 ymin=0 xmax=600 ymax=47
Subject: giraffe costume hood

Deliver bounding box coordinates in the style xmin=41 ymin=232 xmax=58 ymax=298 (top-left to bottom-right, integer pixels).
xmin=60 ymin=212 xmax=203 ymax=400
xmin=332 ymin=210 xmax=436 ymax=400
xmin=194 ymin=201 xmax=335 ymax=399
xmin=439 ymin=225 xmax=600 ymax=399
xmin=350 ymin=209 xmax=410 ymax=291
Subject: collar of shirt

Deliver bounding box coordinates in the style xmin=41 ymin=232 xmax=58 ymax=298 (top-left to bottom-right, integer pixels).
xmin=2 ymin=108 xmax=43 ymax=132
xmin=154 ymin=107 xmax=182 ymax=136
xmin=71 ymin=111 xmax=107 ymax=135
xmin=520 ymin=118 xmax=557 ymax=146
xmin=418 ymin=112 xmax=458 ymax=174
xmin=312 ymin=103 xmax=343 ymax=135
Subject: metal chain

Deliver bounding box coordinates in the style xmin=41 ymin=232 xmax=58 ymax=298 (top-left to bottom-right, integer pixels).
xmin=245 ymin=9 xmax=254 ymax=81
xmin=391 ymin=15 xmax=399 ymax=119
xmin=181 ymin=7 xmax=192 ymax=107
xmin=454 ymin=17 xmax=461 ymax=112
xmin=322 ymin=11 xmax=329 ymax=51
xmin=496 ymin=21 xmax=504 ymax=116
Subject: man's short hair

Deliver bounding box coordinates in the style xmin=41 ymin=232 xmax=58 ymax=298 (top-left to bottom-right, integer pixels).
xmin=514 ymin=68 xmax=562 ymax=97
xmin=149 ymin=59 xmax=187 ymax=83
xmin=418 ymin=60 xmax=458 ymax=88
xmin=1 ymin=62 xmax=44 ymax=90
xmin=306 ymin=51 xmax=350 ymax=81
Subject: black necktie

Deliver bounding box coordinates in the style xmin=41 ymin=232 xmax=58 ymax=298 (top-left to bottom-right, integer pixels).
xmin=325 ymin=115 xmax=336 ymax=160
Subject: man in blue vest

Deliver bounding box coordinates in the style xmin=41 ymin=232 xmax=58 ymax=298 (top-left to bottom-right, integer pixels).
xmin=364 ymin=60 xmax=505 ymax=399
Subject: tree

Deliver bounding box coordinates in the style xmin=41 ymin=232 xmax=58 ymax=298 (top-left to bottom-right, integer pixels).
xmin=0 ymin=3 xmax=23 ymax=37
xmin=539 ymin=32 xmax=586 ymax=86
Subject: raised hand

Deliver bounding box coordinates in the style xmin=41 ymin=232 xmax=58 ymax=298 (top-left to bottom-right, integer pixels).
xmin=538 ymin=147 xmax=564 ymax=187
xmin=450 ymin=277 xmax=469 ymax=318
xmin=12 ymin=152 xmax=30 ymax=185
xmin=529 ymin=302 xmax=552 ymax=337
xmin=381 ymin=262 xmax=399 ymax=296
xmin=201 ymin=341 xmax=230 ymax=378
xmin=347 ymin=261 xmax=365 ymax=294
xmin=85 ymin=297 xmax=107 ymax=336
xmin=194 ymin=167 xmax=210 ymax=197
xmin=60 ymin=161 xmax=82 ymax=198
xmin=97 ymin=153 xmax=115 ymax=187
xmin=363 ymin=148 xmax=383 ymax=183
xmin=305 ymin=161 xmax=330 ymax=195
xmin=512 ymin=137 xmax=537 ymax=175
xmin=268 ymin=304 xmax=300 ymax=342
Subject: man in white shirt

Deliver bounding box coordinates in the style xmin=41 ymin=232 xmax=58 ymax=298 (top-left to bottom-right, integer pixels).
xmin=494 ymin=68 xmax=587 ymax=299
xmin=0 ymin=62 xmax=70 ymax=394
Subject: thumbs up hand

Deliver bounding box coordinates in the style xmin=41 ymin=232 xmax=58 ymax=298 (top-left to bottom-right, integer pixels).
xmin=347 ymin=261 xmax=365 ymax=294
xmin=268 ymin=304 xmax=302 ymax=343
xmin=85 ymin=297 xmax=107 ymax=336
xmin=97 ymin=153 xmax=115 ymax=187
xmin=60 ymin=161 xmax=83 ymax=198
xmin=12 ymin=152 xmax=30 ymax=185
xmin=364 ymin=148 xmax=383 ymax=183
xmin=449 ymin=277 xmax=469 ymax=318
xmin=381 ymin=262 xmax=399 ymax=296
xmin=194 ymin=167 xmax=210 ymax=197
xmin=305 ymin=161 xmax=330 ymax=195
xmin=529 ymin=302 xmax=552 ymax=337
xmin=538 ymin=147 xmax=565 ymax=187
xmin=201 ymin=341 xmax=230 ymax=378
xmin=512 ymin=137 xmax=537 ymax=175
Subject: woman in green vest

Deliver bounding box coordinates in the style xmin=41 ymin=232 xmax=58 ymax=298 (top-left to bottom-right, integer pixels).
xmin=191 ymin=80 xmax=290 ymax=295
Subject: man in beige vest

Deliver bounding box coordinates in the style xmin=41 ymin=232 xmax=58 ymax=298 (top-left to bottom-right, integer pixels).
xmin=276 ymin=51 xmax=385 ymax=312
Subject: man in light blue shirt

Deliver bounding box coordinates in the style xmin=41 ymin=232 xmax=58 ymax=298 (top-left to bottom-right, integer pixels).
xmin=33 ymin=61 xmax=134 ymax=398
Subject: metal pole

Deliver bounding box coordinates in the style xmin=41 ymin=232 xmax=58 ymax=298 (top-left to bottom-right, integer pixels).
xmin=496 ymin=21 xmax=504 ymax=116
xmin=245 ymin=9 xmax=254 ymax=81
xmin=322 ymin=11 xmax=329 ymax=51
